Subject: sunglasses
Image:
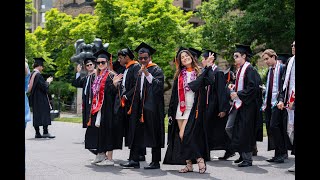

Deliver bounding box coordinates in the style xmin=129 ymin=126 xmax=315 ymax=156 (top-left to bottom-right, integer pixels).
xmin=138 ymin=56 xmax=149 ymax=60
xmin=96 ymin=61 xmax=106 ymax=65
xmin=86 ymin=63 xmax=93 ymax=67
xmin=291 ymin=44 xmax=295 ymax=48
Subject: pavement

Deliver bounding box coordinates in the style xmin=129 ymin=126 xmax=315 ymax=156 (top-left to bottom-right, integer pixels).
xmin=26 ymin=113 xmax=295 ymax=180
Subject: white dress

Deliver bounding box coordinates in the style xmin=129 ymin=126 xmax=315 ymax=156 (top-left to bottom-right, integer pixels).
xmin=175 ymin=71 xmax=195 ymax=120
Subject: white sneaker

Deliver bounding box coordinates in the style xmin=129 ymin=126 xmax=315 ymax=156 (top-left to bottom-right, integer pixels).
xmin=96 ymin=159 xmax=115 ymax=166
xmin=288 ymin=163 xmax=295 ymax=172
xmin=91 ymin=153 xmax=106 ymax=164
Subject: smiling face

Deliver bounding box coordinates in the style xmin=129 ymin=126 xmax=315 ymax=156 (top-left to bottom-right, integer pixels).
xmin=233 ymin=52 xmax=246 ymax=67
xmin=180 ymin=51 xmax=193 ymax=68
xmin=138 ymin=52 xmax=151 ymax=66
xmin=96 ymin=57 xmax=108 ymax=70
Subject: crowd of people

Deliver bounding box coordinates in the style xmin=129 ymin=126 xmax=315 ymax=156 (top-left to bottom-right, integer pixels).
xmin=26 ymin=40 xmax=295 ymax=174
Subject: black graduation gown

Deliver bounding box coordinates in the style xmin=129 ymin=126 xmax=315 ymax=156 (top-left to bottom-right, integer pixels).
xmin=114 ymin=63 xmax=141 ymax=147
xmin=113 ymin=61 xmax=125 ymax=74
xmin=72 ymin=73 xmax=95 ymax=128
xmin=163 ymin=67 xmax=210 ymax=164
xmin=28 ymin=71 xmax=52 ymax=127
xmin=204 ymin=67 xmax=230 ymax=151
xmin=128 ymin=65 xmax=165 ymax=149
xmin=230 ymin=65 xmax=260 ymax=153
xmin=85 ymin=72 xmax=123 ymax=152
xmin=263 ymin=64 xmax=286 ymax=151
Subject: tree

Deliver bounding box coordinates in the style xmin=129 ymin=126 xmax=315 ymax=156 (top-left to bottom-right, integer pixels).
xmin=197 ymin=0 xmax=295 ymax=64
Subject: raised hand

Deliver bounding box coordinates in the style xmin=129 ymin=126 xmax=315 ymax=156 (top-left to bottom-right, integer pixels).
xmin=113 ymin=73 xmax=123 ymax=87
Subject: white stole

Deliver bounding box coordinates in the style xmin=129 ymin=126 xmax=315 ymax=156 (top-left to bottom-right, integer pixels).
xmin=261 ymin=61 xmax=281 ymax=110
xmin=234 ymin=62 xmax=250 ymax=109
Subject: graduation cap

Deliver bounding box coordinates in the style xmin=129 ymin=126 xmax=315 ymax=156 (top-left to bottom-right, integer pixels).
xmin=277 ymin=53 xmax=291 ymax=64
xmin=33 ymin=57 xmax=45 ymax=66
xmin=188 ymin=47 xmax=202 ymax=59
xmin=235 ymin=44 xmax=253 ymax=57
xmin=83 ymin=54 xmax=96 ymax=64
xmin=119 ymin=46 xmax=135 ymax=59
xmin=93 ymin=48 xmax=112 ymax=60
xmin=202 ymin=49 xmax=219 ymax=59
xmin=134 ymin=42 xmax=156 ymax=55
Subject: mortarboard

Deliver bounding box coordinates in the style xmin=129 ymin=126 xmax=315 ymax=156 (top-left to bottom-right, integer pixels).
xmin=120 ymin=46 xmax=135 ymax=59
xmin=93 ymin=48 xmax=112 ymax=60
xmin=235 ymin=44 xmax=253 ymax=57
xmin=202 ymin=49 xmax=219 ymax=59
xmin=277 ymin=53 xmax=291 ymax=64
xmin=33 ymin=57 xmax=45 ymax=66
xmin=188 ymin=47 xmax=202 ymax=59
xmin=83 ymin=54 xmax=96 ymax=64
xmin=134 ymin=42 xmax=156 ymax=55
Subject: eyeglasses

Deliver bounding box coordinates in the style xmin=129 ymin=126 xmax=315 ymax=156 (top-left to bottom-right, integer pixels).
xmin=233 ymin=55 xmax=239 ymax=59
xmin=291 ymin=44 xmax=295 ymax=48
xmin=138 ymin=56 xmax=149 ymax=60
xmin=96 ymin=61 xmax=106 ymax=65
xmin=86 ymin=63 xmax=93 ymax=67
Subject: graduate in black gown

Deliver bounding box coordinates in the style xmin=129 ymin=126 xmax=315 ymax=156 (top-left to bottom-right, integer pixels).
xmin=226 ymin=44 xmax=261 ymax=167
xmin=260 ymin=49 xmax=287 ymax=163
xmin=201 ymin=50 xmax=232 ymax=159
xmin=85 ymin=48 xmax=123 ymax=166
xmin=113 ymin=47 xmax=146 ymax=161
xmin=164 ymin=49 xmax=210 ymax=174
xmin=120 ymin=42 xmax=165 ymax=169
xmin=28 ymin=57 xmax=55 ymax=138
xmin=72 ymin=55 xmax=96 ymax=128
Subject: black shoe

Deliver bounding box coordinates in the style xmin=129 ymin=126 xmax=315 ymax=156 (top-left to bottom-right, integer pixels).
xmin=120 ymin=160 xmax=140 ymax=168
xmin=144 ymin=162 xmax=160 ymax=169
xmin=266 ymin=157 xmax=276 ymax=162
xmin=42 ymin=133 xmax=55 ymax=138
xmin=252 ymin=150 xmax=258 ymax=156
xmin=35 ymin=134 xmax=42 ymax=138
xmin=238 ymin=161 xmax=252 ymax=167
xmin=273 ymin=156 xmax=284 ymax=163
xmin=139 ymin=155 xmax=146 ymax=161
xmin=218 ymin=152 xmax=236 ymax=160
xmin=234 ymin=156 xmax=243 ymax=163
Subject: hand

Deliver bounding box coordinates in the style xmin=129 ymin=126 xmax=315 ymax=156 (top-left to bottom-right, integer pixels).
xmin=46 ymin=76 xmax=53 ymax=84
xmin=76 ymin=64 xmax=82 ymax=73
xmin=230 ymin=92 xmax=237 ymax=100
xmin=206 ymin=52 xmax=215 ymax=67
xmin=277 ymin=101 xmax=284 ymax=110
xmin=218 ymin=112 xmax=226 ymax=118
xmin=288 ymin=101 xmax=295 ymax=110
xmin=113 ymin=73 xmax=123 ymax=86
xmin=228 ymin=84 xmax=235 ymax=91
xmin=139 ymin=64 xmax=149 ymax=76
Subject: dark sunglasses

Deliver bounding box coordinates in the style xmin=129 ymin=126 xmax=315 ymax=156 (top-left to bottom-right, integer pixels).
xmin=291 ymin=44 xmax=295 ymax=48
xmin=96 ymin=61 xmax=106 ymax=65
xmin=86 ymin=63 xmax=93 ymax=67
xmin=138 ymin=56 xmax=149 ymax=60
xmin=233 ymin=55 xmax=239 ymax=59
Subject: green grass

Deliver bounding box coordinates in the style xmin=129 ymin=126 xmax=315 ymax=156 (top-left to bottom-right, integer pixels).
xmin=55 ymin=115 xmax=267 ymax=137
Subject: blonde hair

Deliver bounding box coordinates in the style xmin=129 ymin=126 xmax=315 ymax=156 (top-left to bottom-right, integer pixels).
xmin=262 ymin=49 xmax=277 ymax=59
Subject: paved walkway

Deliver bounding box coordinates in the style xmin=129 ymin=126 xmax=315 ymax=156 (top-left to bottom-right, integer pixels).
xmin=25 ymin=119 xmax=295 ymax=180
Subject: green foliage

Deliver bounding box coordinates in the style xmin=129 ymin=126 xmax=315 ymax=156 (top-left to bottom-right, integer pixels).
xmin=257 ymin=66 xmax=268 ymax=85
xmin=49 ymin=81 xmax=77 ymax=111
xmin=95 ymin=0 xmax=200 ymax=80
xmin=197 ymin=0 xmax=295 ymax=63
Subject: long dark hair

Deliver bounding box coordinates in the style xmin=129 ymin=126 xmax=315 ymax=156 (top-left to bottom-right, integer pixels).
xmin=174 ymin=50 xmax=201 ymax=80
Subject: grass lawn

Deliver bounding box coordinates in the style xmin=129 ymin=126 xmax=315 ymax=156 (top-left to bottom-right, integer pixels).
xmin=55 ymin=115 xmax=267 ymax=137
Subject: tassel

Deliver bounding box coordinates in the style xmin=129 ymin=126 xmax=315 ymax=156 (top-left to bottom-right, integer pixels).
xmin=140 ymin=113 xmax=144 ymax=123
xmin=127 ymin=107 xmax=132 ymax=115
xmin=195 ymin=109 xmax=198 ymax=119
xmin=87 ymin=117 xmax=92 ymax=126
xmin=109 ymin=54 xmax=113 ymax=70
xmin=121 ymin=97 xmax=126 ymax=107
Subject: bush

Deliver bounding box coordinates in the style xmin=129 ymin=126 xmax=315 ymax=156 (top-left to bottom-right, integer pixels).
xmin=49 ymin=81 xmax=76 ymax=111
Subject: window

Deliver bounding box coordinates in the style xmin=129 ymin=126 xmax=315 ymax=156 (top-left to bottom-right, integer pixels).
xmin=41 ymin=5 xmax=45 ymax=9
xmin=41 ymin=13 xmax=45 ymax=23
xmin=183 ymin=0 xmax=192 ymax=9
